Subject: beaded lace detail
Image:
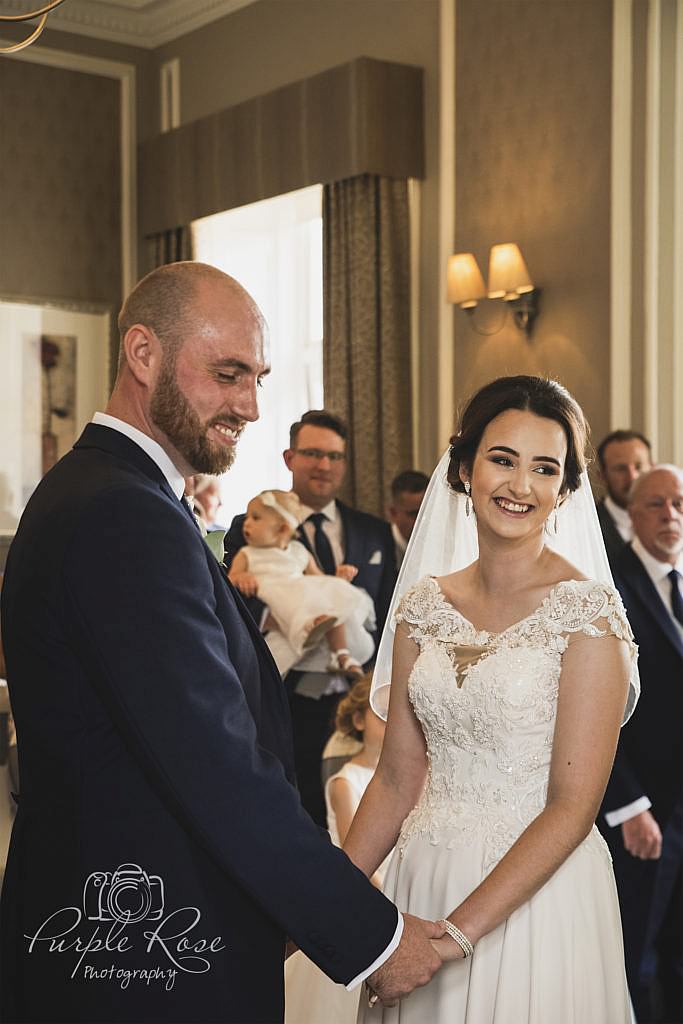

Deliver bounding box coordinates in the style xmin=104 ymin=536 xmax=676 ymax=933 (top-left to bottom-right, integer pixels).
xmin=395 ymin=577 xmax=636 ymax=871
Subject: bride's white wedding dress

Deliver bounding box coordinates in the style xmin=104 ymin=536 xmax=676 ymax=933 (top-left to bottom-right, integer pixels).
xmin=361 ymin=575 xmax=636 ymax=1024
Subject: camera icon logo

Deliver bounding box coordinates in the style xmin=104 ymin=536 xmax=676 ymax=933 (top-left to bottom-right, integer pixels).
xmin=83 ymin=863 xmax=165 ymax=924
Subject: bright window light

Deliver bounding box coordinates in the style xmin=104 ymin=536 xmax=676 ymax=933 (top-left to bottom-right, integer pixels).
xmin=192 ymin=185 xmax=323 ymax=526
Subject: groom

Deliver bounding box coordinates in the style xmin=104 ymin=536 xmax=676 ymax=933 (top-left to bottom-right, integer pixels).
xmin=0 ymin=262 xmax=442 ymax=1023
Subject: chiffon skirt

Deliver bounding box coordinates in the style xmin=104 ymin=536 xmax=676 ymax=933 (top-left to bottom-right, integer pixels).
xmin=359 ymin=825 xmax=632 ymax=1024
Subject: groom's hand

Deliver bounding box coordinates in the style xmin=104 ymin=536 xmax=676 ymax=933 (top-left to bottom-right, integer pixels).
xmin=367 ymin=914 xmax=445 ymax=1006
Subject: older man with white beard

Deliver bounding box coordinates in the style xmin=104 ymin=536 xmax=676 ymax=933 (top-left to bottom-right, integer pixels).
xmin=600 ymin=465 xmax=683 ymax=1023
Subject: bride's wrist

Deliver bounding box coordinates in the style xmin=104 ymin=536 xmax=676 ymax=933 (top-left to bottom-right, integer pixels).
xmin=437 ymin=919 xmax=474 ymax=958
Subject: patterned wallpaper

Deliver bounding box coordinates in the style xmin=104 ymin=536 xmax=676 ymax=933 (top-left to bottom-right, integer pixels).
xmin=454 ymin=0 xmax=613 ymax=445
xmin=0 ymin=59 xmax=121 ymax=309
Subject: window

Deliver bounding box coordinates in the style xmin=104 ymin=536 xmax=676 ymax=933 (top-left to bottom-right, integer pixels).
xmin=192 ymin=185 xmax=323 ymax=525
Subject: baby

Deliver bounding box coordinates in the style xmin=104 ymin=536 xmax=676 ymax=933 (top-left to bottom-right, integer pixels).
xmin=228 ymin=490 xmax=375 ymax=677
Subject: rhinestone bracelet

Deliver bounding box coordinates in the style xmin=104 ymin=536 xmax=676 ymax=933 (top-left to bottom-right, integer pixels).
xmin=437 ymin=918 xmax=474 ymax=958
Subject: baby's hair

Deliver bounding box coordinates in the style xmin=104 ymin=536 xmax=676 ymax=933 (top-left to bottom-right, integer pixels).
xmin=256 ymin=490 xmax=304 ymax=533
xmin=335 ymin=673 xmax=373 ymax=741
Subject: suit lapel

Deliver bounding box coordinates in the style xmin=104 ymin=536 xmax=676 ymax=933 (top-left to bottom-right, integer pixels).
xmin=598 ymin=501 xmax=623 ymax=555
xmin=621 ymin=546 xmax=683 ymax=660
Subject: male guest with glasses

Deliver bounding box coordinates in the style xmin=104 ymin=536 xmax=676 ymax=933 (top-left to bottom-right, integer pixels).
xmin=225 ymin=410 xmax=397 ymax=824
xmin=599 ymin=465 xmax=683 ymax=1023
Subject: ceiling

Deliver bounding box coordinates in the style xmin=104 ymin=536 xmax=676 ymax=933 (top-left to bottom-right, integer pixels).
xmin=1 ymin=0 xmax=259 ymax=48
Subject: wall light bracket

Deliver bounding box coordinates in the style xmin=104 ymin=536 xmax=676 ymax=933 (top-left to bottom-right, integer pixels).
xmin=448 ymin=243 xmax=541 ymax=339
xmin=506 ymin=287 xmax=541 ymax=338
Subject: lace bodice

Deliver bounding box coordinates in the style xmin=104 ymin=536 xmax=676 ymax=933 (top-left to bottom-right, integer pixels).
xmin=395 ymin=576 xmax=637 ymax=871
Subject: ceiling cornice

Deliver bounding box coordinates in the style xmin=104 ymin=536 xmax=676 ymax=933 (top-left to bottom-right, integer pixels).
xmin=0 ymin=0 xmax=259 ymax=49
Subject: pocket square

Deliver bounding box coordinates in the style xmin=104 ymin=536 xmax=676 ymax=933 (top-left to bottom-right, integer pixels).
xmin=369 ymin=550 xmax=382 ymax=565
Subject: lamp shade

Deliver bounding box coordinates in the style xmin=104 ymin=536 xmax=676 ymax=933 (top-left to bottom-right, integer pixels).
xmin=447 ymin=253 xmax=486 ymax=308
xmin=488 ymin=243 xmax=534 ymax=299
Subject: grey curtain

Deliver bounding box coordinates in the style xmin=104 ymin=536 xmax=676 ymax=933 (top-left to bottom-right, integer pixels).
xmin=144 ymin=225 xmax=193 ymax=273
xmin=323 ymin=174 xmax=412 ymax=517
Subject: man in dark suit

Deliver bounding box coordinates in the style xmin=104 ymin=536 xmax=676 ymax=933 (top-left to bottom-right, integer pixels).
xmin=225 ymin=410 xmax=397 ymax=826
xmin=600 ymin=465 xmax=683 ymax=1023
xmin=596 ymin=429 xmax=652 ymax=563
xmin=386 ymin=469 xmax=429 ymax=569
xmin=0 ymin=263 xmax=441 ymax=1023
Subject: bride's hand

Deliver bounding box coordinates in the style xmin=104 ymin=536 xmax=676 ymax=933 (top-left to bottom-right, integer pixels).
xmin=430 ymin=936 xmax=466 ymax=963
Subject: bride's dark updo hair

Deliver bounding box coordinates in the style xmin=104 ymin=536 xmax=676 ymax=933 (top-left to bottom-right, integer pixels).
xmin=448 ymin=376 xmax=589 ymax=497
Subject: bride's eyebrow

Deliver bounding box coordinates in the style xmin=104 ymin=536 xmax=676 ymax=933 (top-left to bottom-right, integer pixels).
xmin=487 ymin=445 xmax=561 ymax=467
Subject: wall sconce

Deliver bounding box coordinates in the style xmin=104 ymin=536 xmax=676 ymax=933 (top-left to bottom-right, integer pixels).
xmin=447 ymin=242 xmax=540 ymax=338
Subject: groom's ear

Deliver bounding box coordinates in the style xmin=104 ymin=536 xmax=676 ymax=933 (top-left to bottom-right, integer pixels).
xmin=122 ymin=324 xmax=162 ymax=388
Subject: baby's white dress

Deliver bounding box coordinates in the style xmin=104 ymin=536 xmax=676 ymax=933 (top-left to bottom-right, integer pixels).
xmin=243 ymin=541 xmax=375 ymax=672
xmin=359 ymin=576 xmax=637 ymax=1024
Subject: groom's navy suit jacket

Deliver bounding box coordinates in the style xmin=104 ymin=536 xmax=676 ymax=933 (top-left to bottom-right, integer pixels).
xmin=599 ymin=542 xmax=683 ymax=993
xmin=0 ymin=425 xmax=397 ymax=1024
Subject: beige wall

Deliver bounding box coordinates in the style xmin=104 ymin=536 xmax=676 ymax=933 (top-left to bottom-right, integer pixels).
xmin=0 ymin=59 xmax=121 ymax=309
xmin=153 ymin=0 xmax=442 ymax=468
xmin=454 ymin=0 xmax=613 ymax=448
xmin=0 ymin=23 xmax=154 ymax=141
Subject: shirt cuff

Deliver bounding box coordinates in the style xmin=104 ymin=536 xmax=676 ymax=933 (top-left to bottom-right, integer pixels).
xmin=345 ymin=910 xmax=403 ymax=991
xmin=604 ymin=795 xmax=652 ymax=827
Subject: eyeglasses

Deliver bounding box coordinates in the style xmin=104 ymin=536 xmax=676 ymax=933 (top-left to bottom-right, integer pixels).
xmin=294 ymin=448 xmax=347 ymax=462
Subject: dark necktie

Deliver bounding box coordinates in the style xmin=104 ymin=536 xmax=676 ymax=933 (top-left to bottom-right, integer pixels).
xmin=181 ymin=495 xmax=202 ymax=533
xmin=668 ymin=569 xmax=683 ymax=626
xmin=308 ymin=513 xmax=336 ymax=575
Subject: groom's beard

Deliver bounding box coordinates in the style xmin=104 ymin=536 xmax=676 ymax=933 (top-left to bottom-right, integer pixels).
xmin=150 ymin=353 xmax=243 ymax=475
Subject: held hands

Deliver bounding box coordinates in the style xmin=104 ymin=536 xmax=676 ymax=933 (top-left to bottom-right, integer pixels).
xmin=335 ymin=563 xmax=358 ymax=582
xmin=622 ymin=809 xmax=662 ymax=860
xmin=366 ymin=914 xmax=445 ymax=1008
xmin=230 ymin=572 xmax=260 ymax=597
xmin=430 ymin=935 xmax=467 ymax=963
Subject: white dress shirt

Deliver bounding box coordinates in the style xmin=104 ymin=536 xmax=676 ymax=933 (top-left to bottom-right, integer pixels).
xmin=91 ymin=416 xmax=404 ymax=982
xmin=604 ymin=536 xmax=683 ymax=828
xmin=604 ymin=495 xmax=634 ymax=543
xmin=630 ymin=536 xmax=683 ymax=638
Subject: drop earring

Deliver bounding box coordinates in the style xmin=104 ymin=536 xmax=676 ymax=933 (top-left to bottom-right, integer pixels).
xmin=464 ymin=481 xmax=471 ymax=518
xmin=546 ymin=502 xmax=559 ymax=535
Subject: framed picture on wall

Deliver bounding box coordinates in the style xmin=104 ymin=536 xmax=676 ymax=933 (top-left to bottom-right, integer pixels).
xmin=0 ymin=297 xmax=111 ymax=526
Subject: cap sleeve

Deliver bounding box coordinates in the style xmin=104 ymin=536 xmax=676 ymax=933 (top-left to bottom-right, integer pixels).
xmin=393 ymin=576 xmax=440 ymax=629
xmin=562 ymin=581 xmax=639 ymax=724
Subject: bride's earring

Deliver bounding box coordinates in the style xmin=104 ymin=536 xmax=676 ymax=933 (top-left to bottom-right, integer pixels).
xmin=546 ymin=502 xmax=559 ymax=535
xmin=464 ymin=481 xmax=471 ymax=518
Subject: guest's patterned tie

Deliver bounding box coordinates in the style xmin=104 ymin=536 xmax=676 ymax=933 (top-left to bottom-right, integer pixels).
xmin=668 ymin=568 xmax=683 ymax=626
xmin=308 ymin=513 xmax=336 ymax=575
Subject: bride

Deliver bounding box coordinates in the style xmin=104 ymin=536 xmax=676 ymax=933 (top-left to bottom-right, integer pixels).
xmin=343 ymin=376 xmax=638 ymax=1023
